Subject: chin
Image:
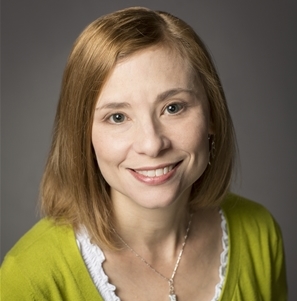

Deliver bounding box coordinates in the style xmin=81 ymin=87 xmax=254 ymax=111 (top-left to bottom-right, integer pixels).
xmin=128 ymin=188 xmax=190 ymax=210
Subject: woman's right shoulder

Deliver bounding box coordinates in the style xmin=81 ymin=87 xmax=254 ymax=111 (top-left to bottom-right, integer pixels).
xmin=1 ymin=219 xmax=104 ymax=300
xmin=0 ymin=219 xmax=87 ymax=300
xmin=2 ymin=218 xmax=73 ymax=263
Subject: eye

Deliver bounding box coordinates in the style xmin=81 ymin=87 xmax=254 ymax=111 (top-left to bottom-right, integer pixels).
xmin=108 ymin=113 xmax=126 ymax=124
xmin=165 ymin=103 xmax=184 ymax=115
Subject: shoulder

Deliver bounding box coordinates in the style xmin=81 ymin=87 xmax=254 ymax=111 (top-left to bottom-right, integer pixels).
xmin=1 ymin=219 xmax=103 ymax=300
xmin=221 ymin=193 xmax=280 ymax=233
xmin=220 ymin=193 xmax=287 ymax=300
xmin=220 ymin=193 xmax=282 ymax=252
xmin=221 ymin=193 xmax=285 ymax=255
xmin=3 ymin=218 xmax=74 ymax=263
xmin=221 ymin=192 xmax=270 ymax=215
xmin=221 ymin=193 xmax=286 ymax=274
xmin=221 ymin=193 xmax=284 ymax=256
xmin=1 ymin=219 xmax=85 ymax=300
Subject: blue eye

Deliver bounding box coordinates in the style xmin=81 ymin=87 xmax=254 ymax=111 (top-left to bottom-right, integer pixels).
xmin=165 ymin=103 xmax=183 ymax=114
xmin=109 ymin=113 xmax=126 ymax=123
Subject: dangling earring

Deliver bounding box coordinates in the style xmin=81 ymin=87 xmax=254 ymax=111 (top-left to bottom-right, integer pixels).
xmin=208 ymin=134 xmax=215 ymax=165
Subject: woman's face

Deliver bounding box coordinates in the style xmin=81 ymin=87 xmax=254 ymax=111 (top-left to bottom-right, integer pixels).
xmin=92 ymin=46 xmax=211 ymax=210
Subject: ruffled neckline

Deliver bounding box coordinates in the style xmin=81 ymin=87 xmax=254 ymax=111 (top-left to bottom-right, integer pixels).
xmin=76 ymin=209 xmax=228 ymax=301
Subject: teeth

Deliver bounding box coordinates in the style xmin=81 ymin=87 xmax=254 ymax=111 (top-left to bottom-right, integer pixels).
xmin=156 ymin=168 xmax=163 ymax=176
xmin=137 ymin=170 xmax=148 ymax=176
xmin=135 ymin=164 xmax=175 ymax=178
xmin=148 ymin=170 xmax=155 ymax=177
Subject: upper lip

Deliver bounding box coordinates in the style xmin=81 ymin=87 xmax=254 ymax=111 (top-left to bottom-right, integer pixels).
xmin=130 ymin=161 xmax=182 ymax=171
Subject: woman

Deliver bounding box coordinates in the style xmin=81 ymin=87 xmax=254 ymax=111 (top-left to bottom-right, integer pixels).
xmin=1 ymin=7 xmax=287 ymax=301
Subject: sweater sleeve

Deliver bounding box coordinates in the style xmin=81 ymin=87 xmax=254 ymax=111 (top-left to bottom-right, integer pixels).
xmin=1 ymin=254 xmax=44 ymax=301
xmin=270 ymin=218 xmax=287 ymax=300
xmin=220 ymin=194 xmax=288 ymax=301
xmin=1 ymin=219 xmax=104 ymax=301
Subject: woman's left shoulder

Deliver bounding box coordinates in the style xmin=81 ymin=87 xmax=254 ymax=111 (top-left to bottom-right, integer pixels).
xmin=219 ymin=194 xmax=287 ymax=300
xmin=221 ymin=193 xmax=280 ymax=228
xmin=220 ymin=193 xmax=285 ymax=247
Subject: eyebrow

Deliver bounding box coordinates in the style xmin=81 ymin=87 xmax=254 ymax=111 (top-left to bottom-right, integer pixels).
xmin=156 ymin=88 xmax=195 ymax=102
xmin=96 ymin=102 xmax=130 ymax=110
xmin=96 ymin=88 xmax=195 ymax=110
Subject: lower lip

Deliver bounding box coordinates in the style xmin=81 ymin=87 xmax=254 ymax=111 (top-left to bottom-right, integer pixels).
xmin=128 ymin=162 xmax=181 ymax=185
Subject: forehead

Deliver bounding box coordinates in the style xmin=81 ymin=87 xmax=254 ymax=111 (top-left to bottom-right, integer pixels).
xmin=98 ymin=46 xmax=196 ymax=101
xmin=117 ymin=45 xmax=192 ymax=75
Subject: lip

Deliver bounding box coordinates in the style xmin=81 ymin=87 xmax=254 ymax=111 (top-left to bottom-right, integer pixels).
xmin=128 ymin=161 xmax=182 ymax=185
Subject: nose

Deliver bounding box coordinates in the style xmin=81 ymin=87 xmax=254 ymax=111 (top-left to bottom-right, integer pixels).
xmin=132 ymin=118 xmax=171 ymax=157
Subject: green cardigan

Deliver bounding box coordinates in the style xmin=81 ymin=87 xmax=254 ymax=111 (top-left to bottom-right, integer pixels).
xmin=1 ymin=194 xmax=287 ymax=300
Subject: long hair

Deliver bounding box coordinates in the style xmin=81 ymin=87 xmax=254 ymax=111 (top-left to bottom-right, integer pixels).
xmin=40 ymin=7 xmax=236 ymax=249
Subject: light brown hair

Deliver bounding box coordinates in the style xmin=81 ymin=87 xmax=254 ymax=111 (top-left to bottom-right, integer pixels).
xmin=40 ymin=7 xmax=236 ymax=249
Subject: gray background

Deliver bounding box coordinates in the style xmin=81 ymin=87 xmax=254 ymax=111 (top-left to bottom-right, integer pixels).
xmin=2 ymin=0 xmax=296 ymax=300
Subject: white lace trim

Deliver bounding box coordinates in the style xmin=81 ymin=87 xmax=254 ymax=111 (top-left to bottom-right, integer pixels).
xmin=212 ymin=209 xmax=229 ymax=301
xmin=76 ymin=232 xmax=120 ymax=301
xmin=76 ymin=209 xmax=228 ymax=301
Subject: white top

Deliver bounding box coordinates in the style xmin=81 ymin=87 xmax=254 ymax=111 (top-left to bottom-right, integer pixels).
xmin=76 ymin=210 xmax=228 ymax=301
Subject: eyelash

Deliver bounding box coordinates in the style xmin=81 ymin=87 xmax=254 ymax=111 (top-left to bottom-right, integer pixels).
xmin=105 ymin=102 xmax=187 ymax=124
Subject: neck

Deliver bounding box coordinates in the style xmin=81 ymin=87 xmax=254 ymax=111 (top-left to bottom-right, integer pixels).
xmin=111 ymin=188 xmax=192 ymax=258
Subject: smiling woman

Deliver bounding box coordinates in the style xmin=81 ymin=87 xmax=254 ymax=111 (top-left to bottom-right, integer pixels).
xmin=1 ymin=7 xmax=287 ymax=301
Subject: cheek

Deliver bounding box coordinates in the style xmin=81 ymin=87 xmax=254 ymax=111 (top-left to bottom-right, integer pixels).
xmin=172 ymin=118 xmax=209 ymax=152
xmin=185 ymin=134 xmax=209 ymax=160
xmin=92 ymin=129 xmax=111 ymax=165
xmin=92 ymin=129 xmax=129 ymax=166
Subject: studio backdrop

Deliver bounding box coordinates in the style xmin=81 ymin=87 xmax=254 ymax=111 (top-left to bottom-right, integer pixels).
xmin=2 ymin=1 xmax=297 ymax=300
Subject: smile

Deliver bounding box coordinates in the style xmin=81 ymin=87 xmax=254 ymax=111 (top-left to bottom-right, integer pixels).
xmin=132 ymin=160 xmax=183 ymax=178
xmin=128 ymin=161 xmax=182 ymax=185
xmin=135 ymin=164 xmax=175 ymax=177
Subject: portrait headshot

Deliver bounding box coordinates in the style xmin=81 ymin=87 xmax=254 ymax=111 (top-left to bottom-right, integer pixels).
xmin=2 ymin=1 xmax=296 ymax=300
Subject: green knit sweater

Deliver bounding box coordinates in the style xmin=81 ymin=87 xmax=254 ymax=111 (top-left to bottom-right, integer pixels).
xmin=1 ymin=194 xmax=287 ymax=300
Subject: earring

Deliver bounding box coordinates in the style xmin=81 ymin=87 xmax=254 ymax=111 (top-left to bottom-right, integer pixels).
xmin=208 ymin=134 xmax=215 ymax=165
